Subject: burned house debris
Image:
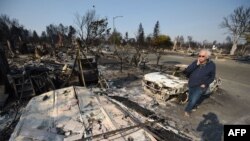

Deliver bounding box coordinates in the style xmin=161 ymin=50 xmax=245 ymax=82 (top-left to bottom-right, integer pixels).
xmin=5 ymin=46 xmax=102 ymax=99
xmin=9 ymin=86 xmax=193 ymax=141
xmin=78 ymin=56 xmax=99 ymax=85
xmin=0 ymin=38 xmax=224 ymax=141
xmin=1 ymin=3 xmax=250 ymax=140
xmin=0 ymin=43 xmax=108 ymax=140
xmin=8 ymin=67 xmax=55 ymax=99
xmin=9 ymin=87 xmax=156 ymax=141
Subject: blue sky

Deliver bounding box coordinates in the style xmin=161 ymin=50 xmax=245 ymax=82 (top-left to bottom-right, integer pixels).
xmin=0 ymin=0 xmax=249 ymax=43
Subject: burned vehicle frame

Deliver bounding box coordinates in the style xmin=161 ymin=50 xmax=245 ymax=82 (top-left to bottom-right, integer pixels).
xmin=142 ymin=65 xmax=221 ymax=104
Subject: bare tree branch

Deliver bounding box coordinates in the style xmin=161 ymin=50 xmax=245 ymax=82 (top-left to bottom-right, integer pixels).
xmin=220 ymin=6 xmax=250 ymax=55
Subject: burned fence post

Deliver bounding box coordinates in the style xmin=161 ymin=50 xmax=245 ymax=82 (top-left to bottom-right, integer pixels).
xmin=142 ymin=61 xmax=146 ymax=73
xmin=77 ymin=47 xmax=87 ymax=87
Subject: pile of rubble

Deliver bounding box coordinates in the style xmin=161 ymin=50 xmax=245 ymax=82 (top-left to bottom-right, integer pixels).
xmin=0 ymin=45 xmax=222 ymax=140
xmin=9 ymin=86 xmax=193 ymax=141
xmin=9 ymin=87 xmax=156 ymax=140
xmin=0 ymin=46 xmax=103 ymax=140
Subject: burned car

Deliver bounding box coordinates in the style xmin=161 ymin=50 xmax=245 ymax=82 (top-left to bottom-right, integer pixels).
xmin=142 ymin=65 xmax=221 ymax=104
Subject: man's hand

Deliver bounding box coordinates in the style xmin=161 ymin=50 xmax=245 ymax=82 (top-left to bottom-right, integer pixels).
xmin=197 ymin=59 xmax=200 ymax=65
xmin=200 ymin=84 xmax=205 ymax=88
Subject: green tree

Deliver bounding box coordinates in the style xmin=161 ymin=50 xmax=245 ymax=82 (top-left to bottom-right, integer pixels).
xmin=45 ymin=23 xmax=73 ymax=47
xmin=40 ymin=31 xmax=47 ymax=43
xmin=152 ymin=35 xmax=172 ymax=48
xmin=137 ymin=23 xmax=145 ymax=46
xmin=57 ymin=23 xmax=68 ymax=47
xmin=104 ymin=28 xmax=111 ymax=44
xmin=152 ymin=34 xmax=172 ymax=65
xmin=245 ymin=34 xmax=250 ymax=44
xmin=46 ymin=24 xmax=58 ymax=45
xmin=152 ymin=21 xmax=163 ymax=65
xmin=0 ymin=15 xmax=27 ymax=55
xmin=0 ymin=15 xmax=11 ymax=44
xmin=32 ymin=30 xmax=39 ymax=44
xmin=125 ymin=32 xmax=129 ymax=44
xmin=68 ymin=25 xmax=76 ymax=44
xmin=145 ymin=35 xmax=152 ymax=47
xmin=240 ymin=27 xmax=250 ymax=55
xmin=244 ymin=25 xmax=250 ymax=44
xmin=153 ymin=21 xmax=160 ymax=39
xmin=128 ymin=24 xmax=147 ymax=67
xmin=109 ymin=30 xmax=122 ymax=45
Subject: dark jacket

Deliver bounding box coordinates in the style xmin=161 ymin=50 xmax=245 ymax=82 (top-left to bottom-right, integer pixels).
xmin=184 ymin=59 xmax=216 ymax=88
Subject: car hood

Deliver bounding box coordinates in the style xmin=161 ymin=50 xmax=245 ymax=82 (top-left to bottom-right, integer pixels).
xmin=144 ymin=72 xmax=187 ymax=88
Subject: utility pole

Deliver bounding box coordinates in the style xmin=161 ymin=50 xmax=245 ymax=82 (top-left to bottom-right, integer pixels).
xmin=112 ymin=16 xmax=123 ymax=45
xmin=113 ymin=16 xmax=123 ymax=32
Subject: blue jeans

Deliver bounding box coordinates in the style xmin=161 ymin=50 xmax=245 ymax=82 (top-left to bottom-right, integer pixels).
xmin=185 ymin=86 xmax=206 ymax=112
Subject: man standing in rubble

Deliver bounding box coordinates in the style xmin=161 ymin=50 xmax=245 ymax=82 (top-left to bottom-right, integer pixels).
xmin=183 ymin=49 xmax=216 ymax=117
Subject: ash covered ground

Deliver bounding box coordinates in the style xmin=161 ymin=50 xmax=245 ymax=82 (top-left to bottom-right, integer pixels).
xmin=1 ymin=51 xmax=249 ymax=141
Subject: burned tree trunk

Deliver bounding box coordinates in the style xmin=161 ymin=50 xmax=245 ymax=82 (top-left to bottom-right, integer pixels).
xmin=7 ymin=40 xmax=15 ymax=57
xmin=230 ymin=39 xmax=238 ymax=55
xmin=172 ymin=39 xmax=177 ymax=51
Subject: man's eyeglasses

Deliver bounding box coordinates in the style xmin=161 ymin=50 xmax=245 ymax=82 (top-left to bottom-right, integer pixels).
xmin=198 ymin=55 xmax=205 ymax=58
